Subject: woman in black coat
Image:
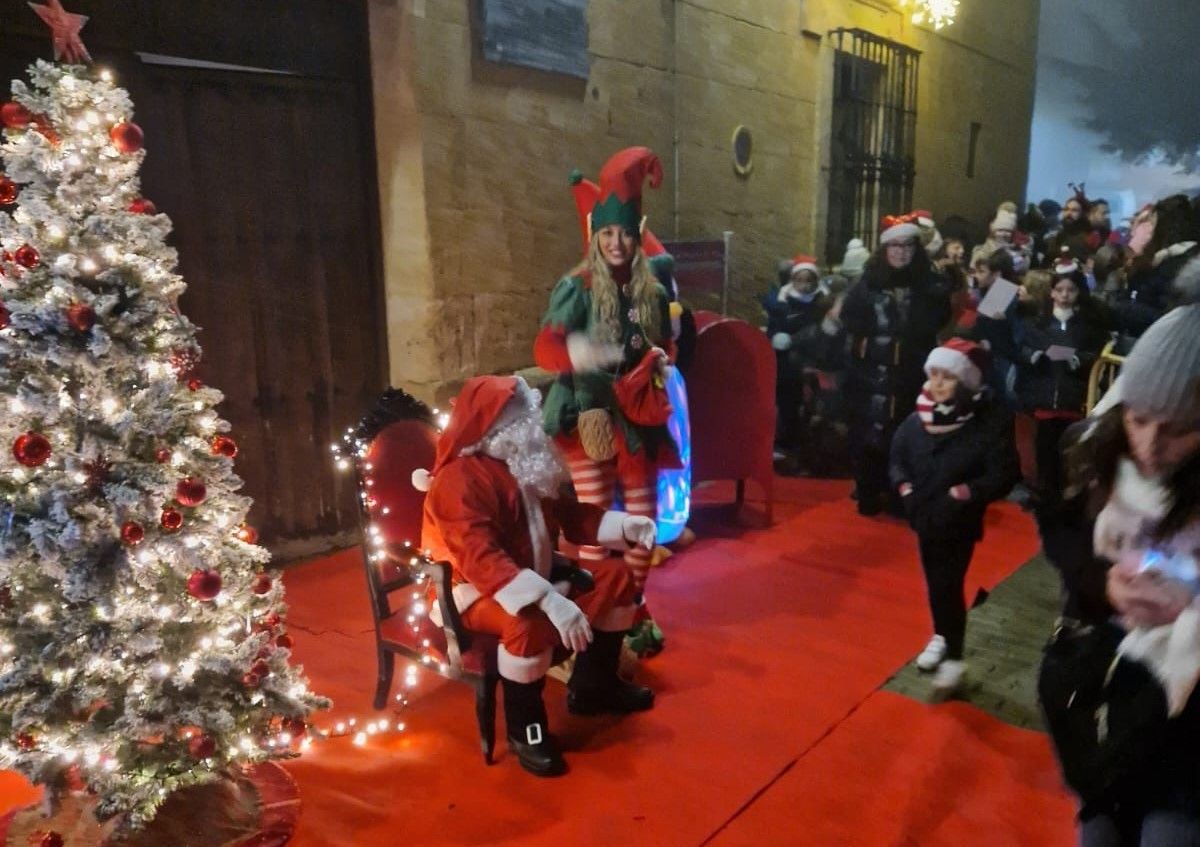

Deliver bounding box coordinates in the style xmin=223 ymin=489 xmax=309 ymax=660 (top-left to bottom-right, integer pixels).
xmin=890 ymin=338 xmax=1019 ymax=698
xmin=841 ymin=217 xmax=951 ymax=516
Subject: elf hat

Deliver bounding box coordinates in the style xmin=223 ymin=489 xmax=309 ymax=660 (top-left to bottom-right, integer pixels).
xmin=587 ymin=146 xmax=664 ymax=237
xmin=880 ymin=214 xmax=920 ymax=245
xmin=790 ymin=254 xmax=819 ymax=276
xmin=924 ymin=338 xmax=989 ymax=392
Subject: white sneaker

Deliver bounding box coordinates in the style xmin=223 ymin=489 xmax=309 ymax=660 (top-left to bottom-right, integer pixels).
xmin=915 ymin=635 xmax=947 ymax=672
xmin=931 ymin=660 xmax=966 ymax=701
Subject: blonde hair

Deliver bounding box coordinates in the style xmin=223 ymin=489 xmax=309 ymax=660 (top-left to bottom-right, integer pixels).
xmin=573 ymin=234 xmax=663 ymax=346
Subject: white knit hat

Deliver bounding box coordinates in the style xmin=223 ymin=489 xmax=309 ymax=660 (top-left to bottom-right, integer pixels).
xmin=838 ymin=238 xmax=870 ymax=276
xmin=990 ymin=208 xmax=1018 ymax=233
xmin=1115 ymin=305 xmax=1200 ymax=422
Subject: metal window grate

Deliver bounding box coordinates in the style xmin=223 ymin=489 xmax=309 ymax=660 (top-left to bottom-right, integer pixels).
xmin=825 ymin=29 xmax=920 ymax=261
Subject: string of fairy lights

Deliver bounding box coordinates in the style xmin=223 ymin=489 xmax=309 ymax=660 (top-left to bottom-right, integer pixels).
xmin=323 ymin=407 xmax=451 ymax=745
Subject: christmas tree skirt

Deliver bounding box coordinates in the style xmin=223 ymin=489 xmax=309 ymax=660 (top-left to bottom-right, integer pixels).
xmin=0 ymin=763 xmax=298 ymax=847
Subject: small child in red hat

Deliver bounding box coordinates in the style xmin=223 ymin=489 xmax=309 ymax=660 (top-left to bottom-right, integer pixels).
xmin=889 ymin=338 xmax=1020 ymax=698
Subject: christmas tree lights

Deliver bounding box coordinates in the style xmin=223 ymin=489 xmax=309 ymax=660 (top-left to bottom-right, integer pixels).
xmin=0 ymin=59 xmax=328 ymax=830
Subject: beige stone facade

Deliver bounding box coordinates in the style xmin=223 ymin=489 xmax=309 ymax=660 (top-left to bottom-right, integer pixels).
xmin=368 ymin=0 xmax=1039 ymax=402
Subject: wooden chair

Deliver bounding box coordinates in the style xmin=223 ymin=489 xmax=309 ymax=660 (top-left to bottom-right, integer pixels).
xmin=1085 ymin=338 xmax=1125 ymax=414
xmin=683 ymin=310 xmax=776 ymax=523
xmin=348 ymin=389 xmax=502 ymax=763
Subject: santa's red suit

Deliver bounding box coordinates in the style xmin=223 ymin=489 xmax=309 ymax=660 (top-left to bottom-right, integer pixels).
xmin=416 ymin=375 xmax=656 ymax=776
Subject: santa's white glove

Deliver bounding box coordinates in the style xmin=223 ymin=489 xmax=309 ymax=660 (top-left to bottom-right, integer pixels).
xmin=1069 ymin=355 xmax=1081 ymax=371
xmin=1030 ymin=350 xmax=1044 ymax=364
xmin=621 ymin=515 xmax=657 ymax=551
xmin=771 ymin=332 xmax=792 ymax=351
xmin=567 ymin=332 xmax=624 ymax=372
xmin=538 ymin=590 xmax=592 ymax=653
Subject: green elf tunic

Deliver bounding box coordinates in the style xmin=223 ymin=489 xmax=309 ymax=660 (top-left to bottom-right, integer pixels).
xmin=534 ymin=272 xmax=678 ymax=464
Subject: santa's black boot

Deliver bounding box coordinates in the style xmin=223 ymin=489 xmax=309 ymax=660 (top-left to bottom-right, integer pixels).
xmin=567 ymin=630 xmax=655 ymax=715
xmin=502 ymin=677 xmax=566 ymax=777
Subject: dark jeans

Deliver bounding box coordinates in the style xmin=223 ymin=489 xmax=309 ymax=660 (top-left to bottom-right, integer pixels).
xmin=917 ymin=534 xmax=977 ymax=660
xmin=850 ymin=424 xmax=894 ymax=509
xmin=1034 ymin=416 xmax=1076 ymax=498
xmin=1080 ymin=810 xmax=1200 ymax=846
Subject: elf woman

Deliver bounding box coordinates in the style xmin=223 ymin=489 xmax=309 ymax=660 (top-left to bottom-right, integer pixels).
xmin=889 ymin=339 xmax=1019 ymax=698
xmin=534 ymin=147 xmax=678 ymax=657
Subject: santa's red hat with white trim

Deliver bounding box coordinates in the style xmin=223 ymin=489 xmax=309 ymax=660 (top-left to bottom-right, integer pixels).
xmin=879 ymin=213 xmax=920 ymax=245
xmin=790 ymin=254 xmax=819 ymax=275
xmin=411 ymin=375 xmax=522 ymax=492
xmin=924 ymin=338 xmax=989 ymax=392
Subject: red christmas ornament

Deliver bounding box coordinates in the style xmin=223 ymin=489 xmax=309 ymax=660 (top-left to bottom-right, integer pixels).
xmin=169 ymin=346 xmax=201 ymax=377
xmin=250 ymin=659 xmax=270 ymax=679
xmin=282 ymin=716 xmax=306 ymax=738
xmin=187 ymin=377 xmax=203 ymax=391
xmin=237 ymin=524 xmax=259 ymax=544
xmin=35 ymin=831 xmax=64 ymax=847
xmin=12 ymin=432 xmax=51 ymax=467
xmin=253 ymin=611 xmax=281 ymax=634
xmin=251 ymin=573 xmax=272 ymax=595
xmin=160 ymin=507 xmax=183 ymax=532
xmin=186 ymin=568 xmax=222 ymax=601
xmin=120 ymin=521 xmax=144 ymax=546
xmin=13 ymin=244 xmax=39 ymax=268
xmin=14 ymin=732 xmax=36 ymax=751
xmin=254 ymin=646 xmax=273 ymax=661
xmin=82 ymin=457 xmax=110 ymax=490
xmin=154 ymin=447 xmax=171 ymax=464
xmin=0 ymin=585 xmax=11 ymax=610
xmin=66 ymin=302 xmax=95 ymax=332
xmin=275 ymin=633 xmax=294 ymax=650
xmin=0 ymin=176 xmax=16 ymax=205
xmin=0 ymin=300 xmax=10 ymax=330
xmin=242 ymin=671 xmax=262 ymax=688
xmin=0 ymin=102 xmax=32 ymax=129
xmin=109 ymin=121 xmax=144 ymax=154
xmin=127 ymin=197 xmax=156 ymax=215
xmin=187 ymin=734 xmax=216 ymax=759
xmin=175 ymin=477 xmax=207 ymax=507
xmin=32 ymin=116 xmax=59 ymax=146
xmin=211 ymin=435 xmax=238 ymax=458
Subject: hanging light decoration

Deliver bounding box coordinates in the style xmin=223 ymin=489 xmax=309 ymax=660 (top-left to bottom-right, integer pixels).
xmin=899 ymin=0 xmax=959 ymax=30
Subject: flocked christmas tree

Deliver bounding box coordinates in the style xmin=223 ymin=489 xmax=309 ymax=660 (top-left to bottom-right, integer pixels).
xmin=0 ymin=41 xmax=326 ymax=832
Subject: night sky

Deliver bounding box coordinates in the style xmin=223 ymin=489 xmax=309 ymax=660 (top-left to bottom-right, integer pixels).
xmin=1026 ymin=0 xmax=1200 ymax=218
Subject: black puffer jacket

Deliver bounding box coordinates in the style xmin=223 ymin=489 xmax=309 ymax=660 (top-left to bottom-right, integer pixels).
xmin=1017 ymin=310 xmax=1110 ymax=413
xmin=1115 ymin=243 xmax=1199 ymax=337
xmin=888 ymin=394 xmax=1019 ymax=540
xmin=841 ymin=263 xmax=951 ymax=437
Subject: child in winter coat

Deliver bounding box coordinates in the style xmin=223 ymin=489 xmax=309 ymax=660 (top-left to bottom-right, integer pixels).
xmin=889 ymin=339 xmax=1020 ymax=698
xmin=1017 ymin=256 xmax=1110 ymax=499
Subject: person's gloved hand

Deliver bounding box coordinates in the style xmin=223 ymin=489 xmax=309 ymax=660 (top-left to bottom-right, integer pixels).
xmin=621 ymin=515 xmax=657 ymax=551
xmin=1030 ymin=350 xmax=1044 ymax=365
xmin=567 ymin=332 xmax=624 ymax=372
xmin=538 ymin=591 xmax=593 ymax=652
xmin=771 ymin=332 xmax=792 ymax=351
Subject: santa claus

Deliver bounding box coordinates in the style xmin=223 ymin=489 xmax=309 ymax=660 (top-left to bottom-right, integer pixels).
xmin=415 ymin=375 xmax=658 ymax=776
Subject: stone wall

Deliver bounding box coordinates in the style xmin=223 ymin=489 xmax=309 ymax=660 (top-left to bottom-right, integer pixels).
xmin=368 ymin=0 xmax=1039 ymax=403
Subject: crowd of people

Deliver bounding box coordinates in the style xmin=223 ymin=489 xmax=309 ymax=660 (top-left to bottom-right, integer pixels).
xmin=765 ymin=190 xmax=1200 ymax=842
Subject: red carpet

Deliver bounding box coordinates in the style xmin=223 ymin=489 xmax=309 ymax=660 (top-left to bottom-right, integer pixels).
xmin=0 ymin=478 xmax=1074 ymax=846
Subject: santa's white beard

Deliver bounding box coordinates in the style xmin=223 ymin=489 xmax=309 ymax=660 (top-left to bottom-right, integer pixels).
xmin=478 ymin=409 xmax=567 ymax=498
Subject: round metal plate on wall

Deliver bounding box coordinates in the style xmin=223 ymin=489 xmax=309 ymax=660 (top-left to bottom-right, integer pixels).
xmin=731 ymin=125 xmax=753 ymax=177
